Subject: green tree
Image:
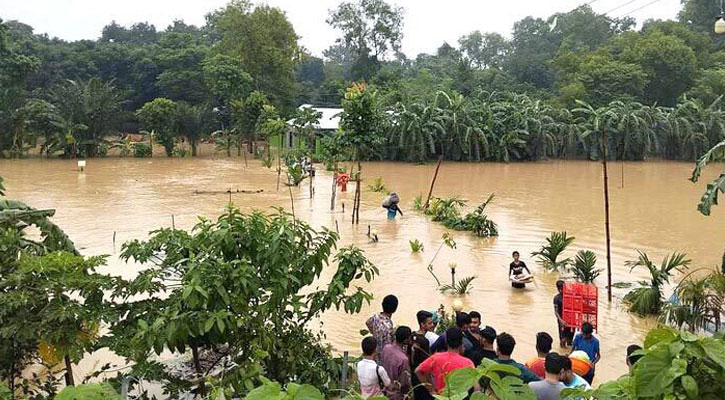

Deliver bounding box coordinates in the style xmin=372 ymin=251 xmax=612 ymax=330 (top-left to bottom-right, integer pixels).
xmin=137 ymin=98 xmax=178 ymax=156
xmin=211 ymin=1 xmax=300 ymax=111
xmin=202 ymin=53 xmax=253 ymax=108
xmin=230 ymin=90 xmax=270 ymax=155
xmin=46 ymin=78 xmax=125 ymax=157
xmin=327 ymin=0 xmax=404 ymax=80
xmin=531 ymin=231 xmax=576 ymax=272
xmin=110 ymin=208 xmax=378 ymax=396
xmin=458 ymin=31 xmax=512 ymax=69
xmin=688 ymin=68 xmax=725 ymax=105
xmin=154 ymin=32 xmax=209 ymax=103
xmin=679 ymin=0 xmax=725 ymax=50
xmin=613 ymin=31 xmax=698 ymax=106
xmin=175 ymin=102 xmax=213 ymax=157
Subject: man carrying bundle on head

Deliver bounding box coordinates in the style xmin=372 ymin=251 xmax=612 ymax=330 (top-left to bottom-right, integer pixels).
xmin=382 ymin=192 xmax=403 ymax=219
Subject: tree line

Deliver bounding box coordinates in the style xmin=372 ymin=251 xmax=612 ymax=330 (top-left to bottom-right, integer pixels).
xmin=1 ymin=0 xmax=725 ymax=161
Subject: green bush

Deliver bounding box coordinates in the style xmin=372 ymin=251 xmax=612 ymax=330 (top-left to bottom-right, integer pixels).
xmin=133 ymin=143 xmax=152 ymax=158
xmin=56 ymin=383 xmax=123 ymax=400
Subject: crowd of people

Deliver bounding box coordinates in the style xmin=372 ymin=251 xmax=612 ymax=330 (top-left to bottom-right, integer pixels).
xmin=358 ymin=290 xmax=643 ymax=399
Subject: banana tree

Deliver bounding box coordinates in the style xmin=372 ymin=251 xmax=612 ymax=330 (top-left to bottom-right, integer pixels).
xmin=389 ymin=101 xmax=445 ymax=162
xmin=44 ymin=115 xmax=88 ymax=158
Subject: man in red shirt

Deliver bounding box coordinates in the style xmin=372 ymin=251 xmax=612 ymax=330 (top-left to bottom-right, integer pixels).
xmin=526 ymin=332 xmax=553 ymax=379
xmin=414 ymin=327 xmax=480 ymax=395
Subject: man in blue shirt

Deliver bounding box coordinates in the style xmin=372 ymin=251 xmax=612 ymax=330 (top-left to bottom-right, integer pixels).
xmin=572 ymin=322 xmax=600 ymax=382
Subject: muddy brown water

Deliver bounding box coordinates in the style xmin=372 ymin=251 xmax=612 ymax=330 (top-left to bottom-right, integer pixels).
xmin=2 ymin=156 xmax=723 ymax=386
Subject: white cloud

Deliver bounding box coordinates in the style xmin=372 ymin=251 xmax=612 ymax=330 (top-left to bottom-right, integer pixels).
xmin=0 ymin=0 xmax=682 ymax=57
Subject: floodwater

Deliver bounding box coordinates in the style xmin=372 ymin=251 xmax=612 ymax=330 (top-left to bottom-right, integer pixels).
xmin=2 ymin=156 xmax=724 ymax=386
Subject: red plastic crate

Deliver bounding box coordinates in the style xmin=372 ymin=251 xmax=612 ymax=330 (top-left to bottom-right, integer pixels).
xmin=562 ymin=282 xmax=598 ymax=330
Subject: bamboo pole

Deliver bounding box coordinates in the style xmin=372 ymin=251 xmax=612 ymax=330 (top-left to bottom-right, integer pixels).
xmin=602 ymin=126 xmax=613 ymax=303
xmin=424 ymin=155 xmax=444 ymax=210
xmin=330 ymin=162 xmax=338 ymax=210
xmin=277 ymin=135 xmax=282 ymax=191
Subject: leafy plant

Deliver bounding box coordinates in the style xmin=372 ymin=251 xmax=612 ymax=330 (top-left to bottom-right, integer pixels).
xmin=439 ymin=276 xmax=477 ymax=295
xmin=531 ymin=231 xmax=575 ymax=272
xmin=56 ymin=383 xmax=123 ymax=400
xmin=242 ymin=377 xmax=324 ymax=400
xmin=110 ymin=207 xmax=378 ymax=396
xmin=460 ymin=194 xmax=499 ymax=237
xmin=623 ymin=251 xmax=691 ymax=316
xmin=690 ymin=138 xmax=725 ymax=216
xmin=0 ymin=176 xmax=4 ymax=196
xmin=412 ymin=194 xmax=423 ymax=211
xmin=434 ymin=360 xmax=535 ymax=400
xmin=367 ymin=177 xmax=388 ymax=193
xmin=133 ymin=142 xmax=152 ymax=158
xmin=562 ymin=326 xmax=725 ymax=400
xmin=409 ymin=239 xmax=424 ymax=253
xmin=286 ymin=163 xmax=308 ymax=186
xmin=661 ymin=270 xmax=724 ymax=333
xmin=572 ymin=250 xmax=602 ymax=283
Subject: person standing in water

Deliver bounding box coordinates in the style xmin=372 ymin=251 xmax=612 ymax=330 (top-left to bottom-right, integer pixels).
xmin=382 ymin=193 xmax=403 ymax=219
xmin=509 ymin=251 xmax=532 ymax=289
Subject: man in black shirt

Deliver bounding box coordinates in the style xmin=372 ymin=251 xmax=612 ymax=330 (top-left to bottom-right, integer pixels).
xmin=509 ymin=251 xmax=532 ymax=289
xmin=553 ymin=280 xmax=574 ymax=347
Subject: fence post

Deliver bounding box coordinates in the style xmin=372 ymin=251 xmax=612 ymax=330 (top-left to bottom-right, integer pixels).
xmin=341 ymin=351 xmax=349 ymax=390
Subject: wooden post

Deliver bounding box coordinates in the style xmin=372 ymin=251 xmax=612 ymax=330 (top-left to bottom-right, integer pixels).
xmin=243 ymin=140 xmax=248 ymax=168
xmin=330 ymin=162 xmax=338 ymax=210
xmin=171 ymin=215 xmax=175 ymax=230
xmin=424 ymin=156 xmax=444 ymax=210
xmin=277 ymin=134 xmax=283 ymax=191
xmin=341 ymin=351 xmax=349 ymax=390
xmin=602 ymin=126 xmax=613 ymax=303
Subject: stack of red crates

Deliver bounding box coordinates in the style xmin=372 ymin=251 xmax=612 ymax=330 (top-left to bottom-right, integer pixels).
xmin=562 ymin=282 xmax=598 ymax=330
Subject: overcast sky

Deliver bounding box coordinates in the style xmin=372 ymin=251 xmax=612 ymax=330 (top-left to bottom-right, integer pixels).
xmin=0 ymin=0 xmax=682 ymax=57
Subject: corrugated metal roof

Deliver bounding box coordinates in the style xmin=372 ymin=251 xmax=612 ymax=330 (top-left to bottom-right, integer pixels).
xmin=287 ymin=104 xmax=342 ymax=131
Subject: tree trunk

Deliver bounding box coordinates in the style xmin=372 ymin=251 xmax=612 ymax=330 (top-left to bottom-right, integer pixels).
xmin=190 ymin=344 xmax=206 ymax=395
xmin=191 ymin=140 xmax=198 ymax=157
xmin=601 ymin=126 xmax=613 ymax=303
xmin=64 ymin=355 xmax=75 ymax=386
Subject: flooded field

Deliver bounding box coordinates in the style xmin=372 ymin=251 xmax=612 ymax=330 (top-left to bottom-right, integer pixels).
xmin=2 ymin=156 xmax=723 ymax=385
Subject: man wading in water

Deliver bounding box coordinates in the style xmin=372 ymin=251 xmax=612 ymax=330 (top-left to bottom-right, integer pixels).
xmin=509 ymin=251 xmax=532 ymax=289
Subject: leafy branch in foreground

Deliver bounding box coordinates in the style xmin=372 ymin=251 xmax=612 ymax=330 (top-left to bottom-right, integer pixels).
xmin=562 ymin=326 xmax=725 ymax=400
xmin=690 ymin=138 xmax=725 ymax=216
xmin=109 ymin=207 xmax=378 ymax=396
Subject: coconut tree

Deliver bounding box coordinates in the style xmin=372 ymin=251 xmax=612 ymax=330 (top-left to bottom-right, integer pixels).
xmin=623 ymin=251 xmax=691 ymax=316
xmin=531 ymin=231 xmax=576 ymax=272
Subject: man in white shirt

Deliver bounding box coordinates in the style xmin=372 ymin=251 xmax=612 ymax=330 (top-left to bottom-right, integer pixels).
xmin=357 ymin=336 xmax=391 ymax=398
xmin=415 ymin=310 xmax=439 ymax=347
